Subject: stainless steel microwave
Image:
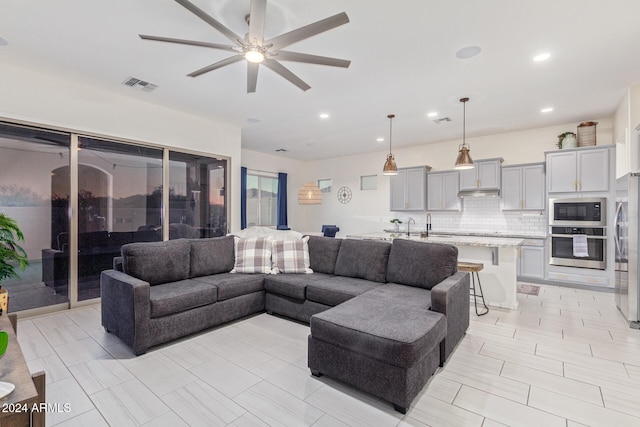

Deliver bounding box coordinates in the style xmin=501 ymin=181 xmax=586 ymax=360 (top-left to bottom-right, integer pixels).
xmin=549 ymin=197 xmax=606 ymax=227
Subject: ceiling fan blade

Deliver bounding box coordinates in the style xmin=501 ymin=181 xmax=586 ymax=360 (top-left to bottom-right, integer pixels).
xmin=139 ymin=35 xmax=237 ymax=51
xmin=248 ymin=0 xmax=267 ymax=43
xmin=262 ymin=59 xmax=311 ymax=91
xmin=175 ymin=0 xmax=241 ymax=44
xmin=266 ymin=12 xmax=349 ymax=50
xmin=276 ymin=51 xmax=351 ymax=68
xmin=187 ymin=54 xmax=244 ymax=77
xmin=247 ymin=62 xmax=259 ymax=93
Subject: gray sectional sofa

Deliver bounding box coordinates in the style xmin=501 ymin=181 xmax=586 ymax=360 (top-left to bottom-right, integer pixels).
xmin=101 ymin=234 xmax=470 ymax=413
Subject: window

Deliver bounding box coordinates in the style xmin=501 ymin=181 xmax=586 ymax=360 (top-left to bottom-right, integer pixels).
xmin=317 ymin=178 xmax=332 ymax=193
xmin=361 ymin=174 xmax=377 ymax=190
xmin=246 ymin=173 xmax=278 ymax=226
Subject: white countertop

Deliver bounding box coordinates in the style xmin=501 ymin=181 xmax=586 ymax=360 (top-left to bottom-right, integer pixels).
xmin=347 ymin=232 xmax=524 ymax=248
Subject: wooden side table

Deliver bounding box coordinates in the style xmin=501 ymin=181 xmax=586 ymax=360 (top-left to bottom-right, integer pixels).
xmin=0 ymin=314 xmax=46 ymax=427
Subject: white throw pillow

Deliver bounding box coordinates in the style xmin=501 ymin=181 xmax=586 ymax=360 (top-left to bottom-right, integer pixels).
xmin=231 ymin=237 xmax=274 ymax=274
xmin=271 ymin=236 xmax=313 ymax=274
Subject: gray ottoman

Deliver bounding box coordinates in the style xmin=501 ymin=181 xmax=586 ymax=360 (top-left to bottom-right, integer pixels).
xmin=308 ymin=294 xmax=447 ymax=413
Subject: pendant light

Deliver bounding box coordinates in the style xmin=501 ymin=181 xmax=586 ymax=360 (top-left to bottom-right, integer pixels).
xmin=454 ymin=97 xmax=474 ymax=170
xmin=298 ymin=182 xmax=322 ymax=204
xmin=382 ymin=114 xmax=398 ymax=175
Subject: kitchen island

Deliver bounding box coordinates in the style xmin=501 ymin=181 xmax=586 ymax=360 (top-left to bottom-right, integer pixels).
xmin=347 ymin=232 xmax=524 ymax=310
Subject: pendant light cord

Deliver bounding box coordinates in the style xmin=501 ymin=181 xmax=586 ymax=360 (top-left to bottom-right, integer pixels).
xmin=460 ymin=98 xmax=469 ymax=148
xmin=388 ymin=114 xmax=395 ymax=155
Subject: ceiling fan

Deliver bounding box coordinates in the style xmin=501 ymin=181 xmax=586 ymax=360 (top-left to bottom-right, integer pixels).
xmin=140 ymin=0 xmax=351 ymax=93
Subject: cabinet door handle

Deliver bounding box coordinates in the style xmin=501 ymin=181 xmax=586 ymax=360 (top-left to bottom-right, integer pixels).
xmin=476 ymin=179 xmax=480 ymax=188
xmin=578 ymin=181 xmax=581 ymax=191
xmin=574 ymin=180 xmax=577 ymax=190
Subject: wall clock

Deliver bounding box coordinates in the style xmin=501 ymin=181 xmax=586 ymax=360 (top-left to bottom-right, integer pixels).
xmin=337 ymin=186 xmax=352 ymax=204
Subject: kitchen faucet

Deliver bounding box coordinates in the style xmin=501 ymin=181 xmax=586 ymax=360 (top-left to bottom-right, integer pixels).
xmin=407 ymin=217 xmax=415 ymax=237
xmin=426 ymin=213 xmax=432 ymax=236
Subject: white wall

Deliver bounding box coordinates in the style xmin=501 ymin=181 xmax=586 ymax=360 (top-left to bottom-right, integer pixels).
xmin=630 ymin=85 xmax=640 ymax=172
xmin=613 ymin=90 xmax=631 ymax=177
xmin=0 ymin=64 xmax=242 ymax=230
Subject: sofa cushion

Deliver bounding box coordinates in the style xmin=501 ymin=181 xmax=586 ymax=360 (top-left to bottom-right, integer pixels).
xmin=193 ymin=272 xmax=265 ymax=301
xmin=360 ymin=283 xmax=432 ymax=312
xmin=386 ymin=240 xmax=458 ymax=290
xmin=264 ymin=272 xmax=332 ymax=300
xmin=310 ymin=295 xmax=446 ymax=368
xmin=190 ymin=236 xmax=235 ymax=277
xmin=307 ymin=236 xmax=343 ymax=275
xmin=231 ymin=237 xmax=274 ymax=274
xmin=306 ymin=276 xmax=383 ymax=306
xmin=149 ymin=279 xmax=217 ymax=318
xmin=122 ymin=239 xmax=191 ymax=285
xmin=272 ymin=236 xmax=312 ymax=274
xmin=333 ymin=239 xmax=391 ymax=283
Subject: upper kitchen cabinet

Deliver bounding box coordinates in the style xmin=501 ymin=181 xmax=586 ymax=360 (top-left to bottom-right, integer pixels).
xmin=458 ymin=158 xmax=504 ymax=194
xmin=501 ymin=163 xmax=545 ymax=210
xmin=547 ymin=146 xmax=610 ymax=193
xmin=390 ymin=166 xmax=430 ymax=211
xmin=427 ymin=171 xmax=460 ymax=211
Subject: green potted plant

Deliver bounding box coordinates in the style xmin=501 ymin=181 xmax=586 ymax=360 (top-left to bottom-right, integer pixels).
xmin=0 ymin=213 xmax=28 ymax=284
xmin=390 ymin=218 xmax=403 ymax=232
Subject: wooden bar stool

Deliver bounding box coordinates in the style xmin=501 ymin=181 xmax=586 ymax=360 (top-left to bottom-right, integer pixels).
xmin=458 ymin=262 xmax=489 ymax=316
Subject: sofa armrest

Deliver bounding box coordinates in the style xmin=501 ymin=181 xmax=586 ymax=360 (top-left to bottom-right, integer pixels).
xmin=100 ymin=269 xmax=151 ymax=355
xmin=113 ymin=256 xmax=123 ymax=272
xmin=431 ymin=271 xmax=470 ymax=360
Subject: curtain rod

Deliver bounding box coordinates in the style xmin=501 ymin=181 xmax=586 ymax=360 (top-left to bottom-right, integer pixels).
xmin=247 ymin=168 xmax=280 ymax=176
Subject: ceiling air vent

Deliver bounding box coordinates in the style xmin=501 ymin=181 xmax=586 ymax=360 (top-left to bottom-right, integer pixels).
xmin=433 ymin=117 xmax=451 ymax=124
xmin=122 ymin=77 xmax=158 ymax=92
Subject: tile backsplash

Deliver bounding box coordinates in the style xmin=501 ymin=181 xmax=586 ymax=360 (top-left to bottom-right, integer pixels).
xmin=425 ymin=197 xmax=547 ymax=237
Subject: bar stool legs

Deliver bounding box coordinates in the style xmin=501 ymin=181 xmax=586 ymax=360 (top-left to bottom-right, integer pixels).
xmin=458 ymin=262 xmax=489 ymax=316
xmin=469 ymin=271 xmax=489 ymax=316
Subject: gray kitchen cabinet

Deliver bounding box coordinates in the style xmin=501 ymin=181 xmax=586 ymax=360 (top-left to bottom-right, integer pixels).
xmin=427 ymin=171 xmax=460 ymax=211
xmin=390 ymin=166 xmax=429 ymax=211
xmin=518 ymin=239 xmax=546 ymax=279
xmin=501 ymin=163 xmax=545 ymax=210
xmin=459 ymin=158 xmax=503 ymax=191
xmin=547 ymin=147 xmax=609 ymax=193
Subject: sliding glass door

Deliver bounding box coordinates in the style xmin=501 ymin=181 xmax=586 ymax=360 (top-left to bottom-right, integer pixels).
xmin=76 ymin=137 xmax=164 ymax=301
xmin=0 ymin=124 xmax=71 ymax=312
xmin=0 ymin=122 xmax=229 ymax=313
xmin=168 ymin=151 xmax=227 ymax=239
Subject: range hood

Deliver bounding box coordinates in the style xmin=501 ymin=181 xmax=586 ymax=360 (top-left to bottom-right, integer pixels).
xmin=458 ymin=188 xmax=501 ymax=198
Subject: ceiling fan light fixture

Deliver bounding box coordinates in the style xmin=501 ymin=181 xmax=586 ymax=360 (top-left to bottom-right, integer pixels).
xmin=383 ymin=114 xmax=398 ymax=175
xmin=454 ymin=97 xmax=474 ymax=170
xmin=244 ymin=47 xmax=265 ymax=63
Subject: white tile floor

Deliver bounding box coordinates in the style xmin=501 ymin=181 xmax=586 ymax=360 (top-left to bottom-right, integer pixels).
xmin=15 ymin=284 xmax=640 ymax=427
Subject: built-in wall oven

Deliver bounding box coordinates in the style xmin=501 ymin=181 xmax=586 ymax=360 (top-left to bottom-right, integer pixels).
xmin=548 ymin=197 xmax=607 ymax=269
xmin=549 ymin=226 xmax=607 ymax=269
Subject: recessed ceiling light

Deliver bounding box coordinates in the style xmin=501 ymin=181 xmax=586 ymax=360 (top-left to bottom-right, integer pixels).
xmin=541 ymin=107 xmax=553 ymax=113
xmin=376 ymin=137 xmax=385 ymax=143
xmin=319 ymin=113 xmax=330 ymax=119
xmin=0 ymin=37 xmax=8 ymax=46
xmin=533 ymin=52 xmax=551 ymax=62
xmin=427 ymin=112 xmax=438 ymax=118
xmin=456 ymin=46 xmax=482 ymax=59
